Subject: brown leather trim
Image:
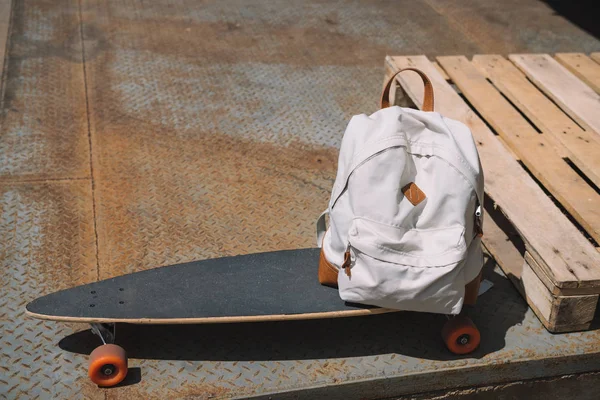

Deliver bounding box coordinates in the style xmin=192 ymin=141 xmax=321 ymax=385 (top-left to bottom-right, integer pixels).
xmin=402 ymin=182 xmax=427 ymax=206
xmin=464 ymin=270 xmax=482 ymax=306
xmin=380 ymin=67 xmax=434 ymax=112
xmin=343 ymin=251 xmax=351 ymax=278
xmin=319 ymin=248 xmax=339 ymax=288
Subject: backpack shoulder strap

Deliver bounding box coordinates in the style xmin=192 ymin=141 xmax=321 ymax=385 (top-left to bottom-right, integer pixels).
xmin=316 ymin=209 xmax=328 ymax=247
xmin=380 ymin=68 xmax=434 ymax=112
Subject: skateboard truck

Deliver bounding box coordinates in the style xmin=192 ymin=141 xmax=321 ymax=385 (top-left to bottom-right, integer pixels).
xmin=90 ymin=323 xmax=116 ymax=345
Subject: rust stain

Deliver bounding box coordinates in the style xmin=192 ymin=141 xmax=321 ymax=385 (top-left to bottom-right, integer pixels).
xmin=87 ymin=17 xmax=394 ymax=67
xmin=77 ymin=373 xmax=106 ymax=400
xmin=76 ymin=3 xmax=343 ymax=280
xmin=0 ymin=181 xmax=97 ymax=293
xmin=0 ymin=0 xmax=90 ymax=181
xmin=94 ymin=122 xmax=339 ymax=279
xmin=309 ymin=360 xmax=347 ymax=383
xmin=0 ymin=180 xmax=98 ymax=396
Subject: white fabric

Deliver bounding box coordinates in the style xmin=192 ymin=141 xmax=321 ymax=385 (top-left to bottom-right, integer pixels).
xmin=317 ymin=106 xmax=484 ymax=315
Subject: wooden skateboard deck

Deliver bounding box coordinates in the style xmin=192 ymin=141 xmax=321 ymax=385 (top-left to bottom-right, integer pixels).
xmin=26 ymin=248 xmax=395 ymax=324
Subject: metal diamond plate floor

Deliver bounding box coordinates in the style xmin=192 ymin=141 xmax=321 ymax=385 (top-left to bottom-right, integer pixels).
xmin=1 ymin=0 xmax=600 ymax=399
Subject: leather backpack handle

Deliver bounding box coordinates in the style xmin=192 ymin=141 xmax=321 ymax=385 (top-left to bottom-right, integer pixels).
xmin=380 ymin=67 xmax=434 ymax=112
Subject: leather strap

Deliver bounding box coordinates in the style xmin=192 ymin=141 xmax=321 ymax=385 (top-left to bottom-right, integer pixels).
xmin=316 ymin=209 xmax=328 ymax=247
xmin=380 ymin=67 xmax=434 ymax=112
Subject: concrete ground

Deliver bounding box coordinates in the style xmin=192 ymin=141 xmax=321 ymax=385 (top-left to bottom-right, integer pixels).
xmin=1 ymin=0 xmax=600 ymax=399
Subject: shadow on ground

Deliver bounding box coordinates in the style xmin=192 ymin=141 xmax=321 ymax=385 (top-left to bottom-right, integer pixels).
xmin=543 ymin=0 xmax=600 ymax=39
xmin=116 ymin=368 xmax=141 ymax=387
xmin=59 ymin=258 xmax=527 ymax=363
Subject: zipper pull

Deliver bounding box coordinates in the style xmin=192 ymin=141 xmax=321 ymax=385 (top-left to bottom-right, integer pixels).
xmin=343 ymin=250 xmax=351 ymax=278
xmin=475 ymin=205 xmax=483 ymax=237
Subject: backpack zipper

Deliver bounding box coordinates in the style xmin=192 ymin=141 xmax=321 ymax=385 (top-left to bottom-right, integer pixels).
xmin=343 ymin=250 xmax=352 ymax=277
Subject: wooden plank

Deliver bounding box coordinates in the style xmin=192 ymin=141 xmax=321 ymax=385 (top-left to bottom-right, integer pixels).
xmin=591 ymin=53 xmax=600 ymax=65
xmin=386 ymin=55 xmax=600 ymax=293
xmin=482 ymin=190 xmax=600 ymax=295
xmin=510 ymin=54 xmax=600 ymax=135
xmin=437 ymin=56 xmax=600 ymax=244
xmin=481 ymin=210 xmax=524 ymax=281
xmin=524 ymin=253 xmax=599 ymax=332
xmin=521 ymin=257 xmax=598 ymax=332
xmin=482 ymin=203 xmax=597 ymax=332
xmin=521 ymin=260 xmax=553 ymax=326
xmin=432 ymin=61 xmax=450 ymax=80
xmin=555 ymin=53 xmax=600 ymax=94
xmin=472 ymin=55 xmax=600 ymax=189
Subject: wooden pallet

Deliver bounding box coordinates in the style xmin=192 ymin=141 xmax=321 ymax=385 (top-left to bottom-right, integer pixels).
xmin=384 ymin=54 xmax=600 ymax=333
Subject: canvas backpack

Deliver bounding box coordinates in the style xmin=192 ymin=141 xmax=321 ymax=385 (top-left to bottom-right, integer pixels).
xmin=316 ymin=68 xmax=484 ymax=315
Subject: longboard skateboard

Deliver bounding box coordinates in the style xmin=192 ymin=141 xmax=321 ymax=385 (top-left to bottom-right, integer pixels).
xmin=26 ymin=248 xmax=482 ymax=387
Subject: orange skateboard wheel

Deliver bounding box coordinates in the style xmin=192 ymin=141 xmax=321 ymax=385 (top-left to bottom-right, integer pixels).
xmin=442 ymin=315 xmax=480 ymax=355
xmin=88 ymin=344 xmax=128 ymax=387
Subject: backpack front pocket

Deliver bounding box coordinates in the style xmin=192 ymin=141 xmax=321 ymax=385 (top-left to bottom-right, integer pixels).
xmin=338 ymin=218 xmax=469 ymax=314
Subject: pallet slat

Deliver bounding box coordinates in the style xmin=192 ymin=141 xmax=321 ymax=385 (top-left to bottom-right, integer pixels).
xmin=481 ymin=211 xmax=524 ymax=281
xmin=482 ymin=198 xmax=598 ymax=332
xmin=521 ymin=255 xmax=598 ymax=333
xmin=472 ymin=55 xmax=600 ymax=189
xmin=436 ymin=56 xmax=600 ymax=244
xmin=555 ymin=53 xmax=600 ymax=94
xmin=432 ymin=61 xmax=450 ymax=81
xmin=510 ymin=54 xmax=600 ymax=135
xmin=384 ymin=56 xmax=600 ymax=294
xmin=591 ymin=53 xmax=600 ymax=65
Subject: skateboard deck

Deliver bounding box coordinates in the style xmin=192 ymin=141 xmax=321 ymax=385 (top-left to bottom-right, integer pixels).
xmin=26 ymin=248 xmax=395 ymax=324
xmin=26 ymin=248 xmax=485 ymax=387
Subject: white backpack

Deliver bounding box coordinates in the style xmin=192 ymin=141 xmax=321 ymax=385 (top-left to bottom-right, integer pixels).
xmin=317 ymin=68 xmax=484 ymax=315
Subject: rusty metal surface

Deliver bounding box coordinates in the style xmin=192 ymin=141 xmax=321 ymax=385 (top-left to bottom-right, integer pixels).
xmin=2 ymin=0 xmax=600 ymax=399
xmin=395 ymin=371 xmax=600 ymax=400
xmin=92 ymin=124 xmax=338 ymax=278
xmin=0 ymin=181 xmax=100 ymax=399
xmin=0 ymin=0 xmax=89 ymax=181
xmin=26 ymin=259 xmax=600 ymax=400
xmin=423 ymin=0 xmax=600 ymax=55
